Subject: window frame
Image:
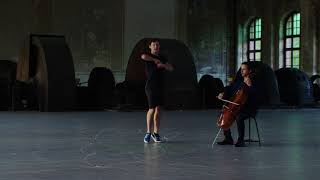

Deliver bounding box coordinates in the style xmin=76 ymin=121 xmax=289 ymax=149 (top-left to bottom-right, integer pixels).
xmin=283 ymin=12 xmax=301 ymax=68
xmin=247 ymin=17 xmax=262 ymax=61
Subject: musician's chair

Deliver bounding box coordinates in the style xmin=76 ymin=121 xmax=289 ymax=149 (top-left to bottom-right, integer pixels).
xmin=244 ymin=113 xmax=261 ymax=146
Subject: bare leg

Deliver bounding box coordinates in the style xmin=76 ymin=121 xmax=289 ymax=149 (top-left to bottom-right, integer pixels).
xmin=146 ymin=108 xmax=155 ymax=133
xmin=153 ymin=106 xmax=161 ymax=133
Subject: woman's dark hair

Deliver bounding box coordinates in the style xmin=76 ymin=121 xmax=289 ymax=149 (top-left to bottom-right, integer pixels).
xmin=148 ymin=38 xmax=160 ymax=46
xmin=241 ymin=61 xmax=252 ymax=71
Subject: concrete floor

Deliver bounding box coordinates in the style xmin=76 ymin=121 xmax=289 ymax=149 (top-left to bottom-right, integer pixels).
xmin=0 ymin=109 xmax=319 ymax=180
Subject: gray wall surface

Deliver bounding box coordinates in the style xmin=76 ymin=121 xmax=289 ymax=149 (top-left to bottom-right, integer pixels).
xmin=124 ymin=0 xmax=177 ymax=65
xmin=1 ymin=0 xmax=320 ymax=84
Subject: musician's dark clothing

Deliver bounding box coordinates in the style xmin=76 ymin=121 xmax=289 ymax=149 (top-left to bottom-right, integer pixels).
xmin=223 ymin=78 xmax=259 ymax=116
xmin=221 ymin=77 xmax=260 ymax=143
xmin=223 ymin=113 xmax=248 ymax=142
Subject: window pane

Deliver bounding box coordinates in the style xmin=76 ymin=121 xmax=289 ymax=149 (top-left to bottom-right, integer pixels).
xmin=286 ymin=38 xmax=292 ymax=48
xmin=293 ymin=50 xmax=300 ymax=67
xmin=286 ymin=17 xmax=292 ymax=28
xmin=286 ymin=51 xmax=291 ymax=60
xmin=255 ymin=18 xmax=262 ymax=38
xmin=286 ymin=28 xmax=292 ymax=36
xmin=257 ymin=18 xmax=261 ymax=26
xmin=256 ymin=40 xmax=261 ymax=50
xmin=294 ymin=13 xmax=300 ymax=22
xmin=294 ymin=27 xmax=300 ymax=35
xmin=293 ymin=37 xmax=300 ymax=48
xmin=293 ymin=13 xmax=300 ymax=35
xmin=286 ymin=21 xmax=292 ymax=29
xmin=256 ymin=31 xmax=261 ymax=38
xmin=286 ymin=57 xmax=291 ymax=67
xmin=250 ymin=53 xmax=254 ymax=60
xmin=255 ymin=52 xmax=261 ymax=61
xmin=295 ymin=20 xmax=299 ymax=28
xmin=249 ymin=21 xmax=255 ymax=39
xmin=250 ymin=41 xmax=254 ymax=50
xmin=250 ymin=32 xmax=255 ymax=39
xmin=286 ymin=16 xmax=293 ymax=36
xmin=293 ymin=27 xmax=299 ymax=35
xmin=250 ymin=26 xmax=254 ymax=33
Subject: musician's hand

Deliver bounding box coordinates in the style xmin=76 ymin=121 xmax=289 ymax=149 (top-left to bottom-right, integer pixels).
xmin=244 ymin=77 xmax=252 ymax=87
xmin=217 ymin=93 xmax=224 ymax=99
xmin=157 ymin=63 xmax=166 ymax=69
xmin=154 ymin=59 xmax=161 ymax=65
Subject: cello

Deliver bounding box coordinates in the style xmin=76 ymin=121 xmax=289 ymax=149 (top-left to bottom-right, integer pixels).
xmin=217 ymin=83 xmax=249 ymax=130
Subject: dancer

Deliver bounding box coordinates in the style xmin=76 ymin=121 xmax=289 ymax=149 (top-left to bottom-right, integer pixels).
xmin=140 ymin=39 xmax=173 ymax=143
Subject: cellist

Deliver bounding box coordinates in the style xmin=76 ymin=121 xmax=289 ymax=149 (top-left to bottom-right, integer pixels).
xmin=217 ymin=62 xmax=259 ymax=147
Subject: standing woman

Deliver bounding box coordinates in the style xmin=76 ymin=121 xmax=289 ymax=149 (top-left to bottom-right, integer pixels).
xmin=140 ymin=39 xmax=173 ymax=143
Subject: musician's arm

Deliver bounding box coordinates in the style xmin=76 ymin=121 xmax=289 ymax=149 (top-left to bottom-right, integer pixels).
xmin=217 ymin=79 xmax=241 ymax=100
xmin=222 ymin=83 xmax=237 ymax=99
xmin=217 ymin=85 xmax=233 ymax=100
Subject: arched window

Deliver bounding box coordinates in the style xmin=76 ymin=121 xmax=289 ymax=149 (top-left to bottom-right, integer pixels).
xmin=284 ymin=12 xmax=300 ymax=68
xmin=248 ymin=18 xmax=262 ymax=61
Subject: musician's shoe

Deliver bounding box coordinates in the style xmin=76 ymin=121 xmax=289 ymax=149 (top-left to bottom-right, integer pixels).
xmin=144 ymin=133 xmax=151 ymax=143
xmin=235 ymin=141 xmax=246 ymax=147
xmin=151 ymin=133 xmax=162 ymax=143
xmin=217 ymin=139 xmax=234 ymax=145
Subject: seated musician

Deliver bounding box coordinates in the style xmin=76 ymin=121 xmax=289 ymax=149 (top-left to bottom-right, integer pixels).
xmin=217 ymin=62 xmax=259 ymax=147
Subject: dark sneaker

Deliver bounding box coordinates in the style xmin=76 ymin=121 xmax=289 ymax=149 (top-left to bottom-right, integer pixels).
xmin=144 ymin=133 xmax=151 ymax=143
xmin=235 ymin=141 xmax=246 ymax=147
xmin=217 ymin=139 xmax=234 ymax=145
xmin=151 ymin=133 xmax=162 ymax=143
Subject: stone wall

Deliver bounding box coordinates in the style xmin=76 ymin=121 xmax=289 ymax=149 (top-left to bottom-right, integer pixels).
xmin=1 ymin=0 xmax=319 ymax=84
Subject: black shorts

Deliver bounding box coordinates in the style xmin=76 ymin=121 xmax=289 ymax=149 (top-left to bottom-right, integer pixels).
xmin=145 ymin=85 xmax=163 ymax=108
